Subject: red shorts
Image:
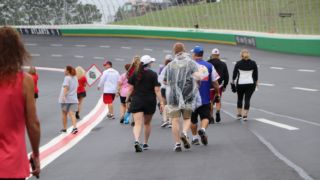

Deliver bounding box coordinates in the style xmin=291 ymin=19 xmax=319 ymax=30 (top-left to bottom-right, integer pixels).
xmin=210 ymin=87 xmax=223 ymax=101
xmin=103 ymin=93 xmax=115 ymax=104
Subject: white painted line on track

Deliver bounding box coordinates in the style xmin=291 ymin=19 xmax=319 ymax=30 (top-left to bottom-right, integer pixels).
xmin=99 ymin=45 xmax=110 ymax=48
xmin=31 ymin=54 xmax=40 ymax=57
xmin=292 ymin=87 xmax=319 ymax=92
xmin=115 ymin=58 xmax=125 ymax=61
xmin=74 ymin=55 xmax=84 ymax=58
xmin=50 ymin=44 xmax=63 ymax=47
xmin=75 ymin=44 xmax=87 ymax=47
xmin=221 ymin=59 xmax=227 ymax=62
xmin=144 ymin=48 xmax=153 ymax=51
xmin=163 ymin=50 xmax=171 ymax=53
xmin=232 ymin=61 xmax=236 ymax=64
xmin=121 ymin=46 xmax=131 ymax=49
xmin=270 ymin=67 xmax=284 ymax=70
xmin=255 ymin=118 xmax=299 ymax=130
xmin=25 ymin=43 xmax=37 ymax=46
xmin=93 ymin=56 xmax=104 ymax=60
xmin=223 ymin=101 xmax=320 ymax=127
xmin=222 ymin=108 xmax=314 ymax=180
xmin=251 ymin=130 xmax=314 ymax=180
xmin=33 ymin=67 xmax=65 ymax=72
xmin=259 ymin=83 xmax=275 ymax=87
xmin=51 ymin=54 xmax=62 ymax=57
xmin=298 ymin=69 xmax=316 ymax=73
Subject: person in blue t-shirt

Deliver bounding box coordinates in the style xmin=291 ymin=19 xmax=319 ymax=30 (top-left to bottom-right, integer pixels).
xmin=190 ymin=46 xmax=220 ymax=146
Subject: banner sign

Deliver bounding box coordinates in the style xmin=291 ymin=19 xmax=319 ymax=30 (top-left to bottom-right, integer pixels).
xmin=235 ymin=36 xmax=256 ymax=47
xmin=86 ymin=64 xmax=102 ymax=87
xmin=17 ymin=28 xmax=61 ymax=36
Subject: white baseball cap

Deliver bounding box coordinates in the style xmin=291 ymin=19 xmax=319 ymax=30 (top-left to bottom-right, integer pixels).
xmin=212 ymin=48 xmax=220 ymax=55
xmin=165 ymin=54 xmax=173 ymax=61
xmin=141 ymin=55 xmax=156 ymax=65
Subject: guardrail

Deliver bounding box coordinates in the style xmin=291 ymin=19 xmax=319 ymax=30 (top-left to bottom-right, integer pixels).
xmin=15 ymin=25 xmax=320 ymax=56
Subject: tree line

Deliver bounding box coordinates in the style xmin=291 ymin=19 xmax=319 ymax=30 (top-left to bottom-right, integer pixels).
xmin=0 ymin=0 xmax=102 ymax=25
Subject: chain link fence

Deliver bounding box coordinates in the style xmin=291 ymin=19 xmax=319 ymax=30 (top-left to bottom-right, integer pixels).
xmin=1 ymin=0 xmax=319 ymax=35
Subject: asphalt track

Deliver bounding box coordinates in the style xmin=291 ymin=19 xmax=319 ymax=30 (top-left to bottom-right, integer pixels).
xmin=23 ymin=36 xmax=320 ymax=180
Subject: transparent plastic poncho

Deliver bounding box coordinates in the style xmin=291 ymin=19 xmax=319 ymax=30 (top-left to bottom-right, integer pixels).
xmin=164 ymin=52 xmax=199 ymax=113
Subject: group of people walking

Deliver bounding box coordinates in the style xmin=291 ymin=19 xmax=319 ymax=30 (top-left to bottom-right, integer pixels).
xmin=0 ymin=26 xmax=258 ymax=179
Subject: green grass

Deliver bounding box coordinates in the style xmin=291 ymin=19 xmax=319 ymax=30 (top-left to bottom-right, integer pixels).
xmin=113 ymin=0 xmax=320 ymax=35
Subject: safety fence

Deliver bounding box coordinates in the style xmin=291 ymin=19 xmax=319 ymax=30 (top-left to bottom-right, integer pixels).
xmin=1 ymin=0 xmax=320 ymax=35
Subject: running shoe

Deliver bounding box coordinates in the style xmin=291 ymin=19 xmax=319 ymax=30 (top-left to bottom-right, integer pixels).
xmin=134 ymin=141 xmax=143 ymax=153
xmin=60 ymin=129 xmax=67 ymax=133
xmin=120 ymin=117 xmax=124 ymax=124
xmin=173 ymin=143 xmax=182 ymax=152
xmin=180 ymin=133 xmax=191 ymax=149
xmin=216 ymin=112 xmax=221 ymax=123
xmin=167 ymin=123 xmax=172 ymax=128
xmin=198 ymin=129 xmax=208 ymax=145
xmin=242 ymin=116 xmax=248 ymax=121
xmin=236 ymin=114 xmax=242 ymax=120
xmin=161 ymin=121 xmax=170 ymax=128
xmin=142 ymin=144 xmax=149 ymax=150
xmin=191 ymin=138 xmax=200 ymax=145
xmin=71 ymin=128 xmax=78 ymax=134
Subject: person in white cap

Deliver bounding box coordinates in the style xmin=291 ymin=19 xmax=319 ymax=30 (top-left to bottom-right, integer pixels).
xmin=126 ymin=55 xmax=164 ymax=152
xmin=207 ymin=48 xmax=229 ymax=123
xmin=98 ymin=60 xmax=120 ymax=120
xmin=158 ymin=54 xmax=173 ymax=128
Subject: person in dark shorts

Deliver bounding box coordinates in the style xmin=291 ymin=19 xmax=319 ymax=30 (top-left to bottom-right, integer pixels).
xmin=190 ymin=46 xmax=220 ymax=146
xmin=126 ymin=55 xmax=163 ymax=152
xmin=75 ymin=66 xmax=88 ymax=119
xmin=207 ymin=48 xmax=229 ymax=123
xmin=231 ymin=49 xmax=258 ymax=121
xmin=117 ymin=64 xmax=131 ymax=123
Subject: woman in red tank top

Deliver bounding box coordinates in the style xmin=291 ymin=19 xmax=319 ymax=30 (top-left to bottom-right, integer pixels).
xmin=75 ymin=66 xmax=88 ymax=119
xmin=0 ymin=27 xmax=41 ymax=179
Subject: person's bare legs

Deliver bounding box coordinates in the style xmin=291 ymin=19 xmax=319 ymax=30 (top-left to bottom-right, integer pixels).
xmin=120 ymin=103 xmax=126 ymax=119
xmin=78 ymin=97 xmax=84 ymax=116
xmin=133 ymin=112 xmax=144 ymax=142
xmin=191 ymin=123 xmax=198 ymax=136
xmin=182 ymin=118 xmax=191 ymax=135
xmin=171 ymin=117 xmax=180 ymax=144
xmin=62 ymin=111 xmax=68 ymax=130
xmin=143 ymin=114 xmax=153 ymax=144
xmin=69 ymin=111 xmax=77 ymax=128
xmin=108 ymin=103 xmax=114 ymax=115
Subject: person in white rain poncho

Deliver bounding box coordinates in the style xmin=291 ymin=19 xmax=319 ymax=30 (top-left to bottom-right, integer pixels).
xmin=163 ymin=43 xmax=201 ymax=152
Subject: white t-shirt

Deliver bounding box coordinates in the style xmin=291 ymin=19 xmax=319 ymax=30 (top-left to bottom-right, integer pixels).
xmin=98 ymin=68 xmax=120 ymax=94
xmin=59 ymin=76 xmax=79 ymax=104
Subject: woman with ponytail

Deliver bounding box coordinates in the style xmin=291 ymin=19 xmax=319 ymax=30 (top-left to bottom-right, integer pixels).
xmin=126 ymin=55 xmax=164 ymax=152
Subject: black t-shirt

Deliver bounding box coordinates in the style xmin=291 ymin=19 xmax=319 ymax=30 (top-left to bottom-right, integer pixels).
xmin=207 ymin=58 xmax=229 ymax=88
xmin=128 ymin=69 xmax=160 ymax=98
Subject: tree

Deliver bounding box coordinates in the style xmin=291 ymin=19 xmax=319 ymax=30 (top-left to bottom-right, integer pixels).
xmin=0 ymin=0 xmax=102 ymax=25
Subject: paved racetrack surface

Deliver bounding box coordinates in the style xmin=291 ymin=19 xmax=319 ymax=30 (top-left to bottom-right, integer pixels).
xmin=23 ymin=36 xmax=320 ymax=180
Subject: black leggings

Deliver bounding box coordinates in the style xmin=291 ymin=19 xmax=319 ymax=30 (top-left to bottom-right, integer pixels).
xmin=237 ymin=84 xmax=255 ymax=110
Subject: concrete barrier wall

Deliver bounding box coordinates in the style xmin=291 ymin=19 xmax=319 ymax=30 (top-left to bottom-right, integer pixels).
xmin=14 ymin=26 xmax=320 ymax=56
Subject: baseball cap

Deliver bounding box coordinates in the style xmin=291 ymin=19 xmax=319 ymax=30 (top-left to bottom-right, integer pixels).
xmin=212 ymin=48 xmax=220 ymax=55
xmin=141 ymin=55 xmax=156 ymax=65
xmin=191 ymin=46 xmax=204 ymax=54
xmin=165 ymin=54 xmax=173 ymax=61
xmin=103 ymin=60 xmax=112 ymax=66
